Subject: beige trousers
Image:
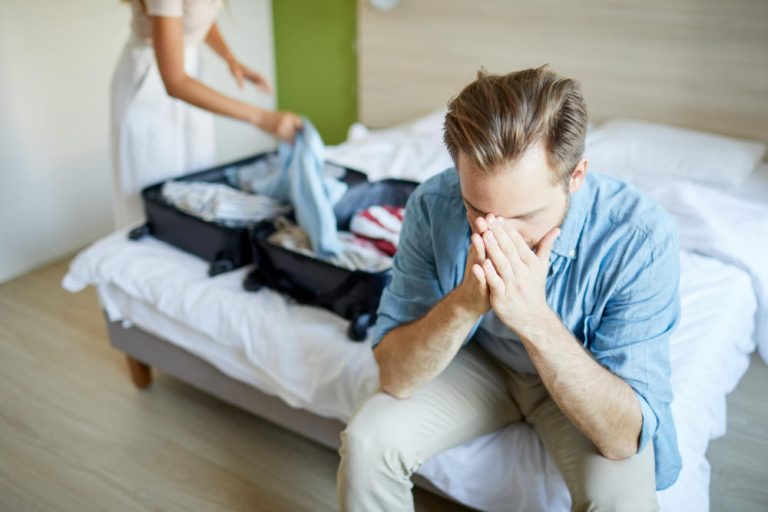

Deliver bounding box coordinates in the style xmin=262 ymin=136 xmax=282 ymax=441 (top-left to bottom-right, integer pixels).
xmin=337 ymin=343 xmax=659 ymax=512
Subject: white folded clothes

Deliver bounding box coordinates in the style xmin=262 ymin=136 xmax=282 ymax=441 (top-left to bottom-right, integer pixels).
xmin=267 ymin=217 xmax=392 ymax=273
xmin=161 ymin=180 xmax=292 ymax=227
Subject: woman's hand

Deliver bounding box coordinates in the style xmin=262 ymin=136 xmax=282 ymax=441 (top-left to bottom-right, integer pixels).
xmin=256 ymin=110 xmax=303 ymax=142
xmin=227 ymin=58 xmax=273 ymax=94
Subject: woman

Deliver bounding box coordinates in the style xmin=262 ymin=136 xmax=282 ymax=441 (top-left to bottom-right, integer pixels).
xmin=112 ymin=0 xmax=302 ymax=229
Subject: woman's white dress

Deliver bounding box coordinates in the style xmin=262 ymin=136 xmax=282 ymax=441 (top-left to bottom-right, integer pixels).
xmin=111 ymin=0 xmax=223 ymax=230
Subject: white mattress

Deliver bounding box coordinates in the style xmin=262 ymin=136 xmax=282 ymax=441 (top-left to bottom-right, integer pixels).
xmin=63 ymin=231 xmax=757 ymax=512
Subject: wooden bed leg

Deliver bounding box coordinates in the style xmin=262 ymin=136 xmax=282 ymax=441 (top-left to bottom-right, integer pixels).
xmin=126 ymin=355 xmax=153 ymax=389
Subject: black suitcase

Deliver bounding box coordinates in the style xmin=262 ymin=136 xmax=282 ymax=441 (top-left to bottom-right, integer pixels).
xmin=244 ymin=178 xmax=419 ymax=341
xmin=128 ymin=152 xmax=367 ymax=276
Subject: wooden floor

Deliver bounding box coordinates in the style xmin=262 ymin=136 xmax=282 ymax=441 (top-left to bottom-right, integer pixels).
xmin=1 ymin=257 xmax=766 ymax=511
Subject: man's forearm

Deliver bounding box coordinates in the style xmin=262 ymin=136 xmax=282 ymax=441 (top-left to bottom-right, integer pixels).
xmin=374 ymin=289 xmax=481 ymax=399
xmin=518 ymin=309 xmax=643 ymax=460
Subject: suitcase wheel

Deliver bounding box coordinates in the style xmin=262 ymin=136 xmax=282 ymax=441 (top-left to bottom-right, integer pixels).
xmin=347 ymin=312 xmax=373 ymax=342
xmin=209 ymin=258 xmax=235 ymax=276
xmin=128 ymin=224 xmax=150 ymax=241
xmin=243 ymin=269 xmax=265 ymax=291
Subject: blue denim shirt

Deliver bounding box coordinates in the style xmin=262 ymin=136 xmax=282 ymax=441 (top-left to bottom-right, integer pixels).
xmin=371 ymin=168 xmax=682 ymax=490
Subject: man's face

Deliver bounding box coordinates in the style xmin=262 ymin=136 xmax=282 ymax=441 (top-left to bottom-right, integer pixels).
xmin=457 ymin=143 xmax=586 ymax=251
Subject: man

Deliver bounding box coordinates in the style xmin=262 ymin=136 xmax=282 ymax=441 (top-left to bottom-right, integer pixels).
xmin=337 ymin=66 xmax=682 ymax=511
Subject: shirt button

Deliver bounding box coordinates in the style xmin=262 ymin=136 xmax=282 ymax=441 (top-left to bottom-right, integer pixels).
xmin=568 ymin=249 xmax=576 ymax=257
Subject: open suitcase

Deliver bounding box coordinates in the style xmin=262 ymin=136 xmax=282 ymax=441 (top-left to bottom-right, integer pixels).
xmin=244 ymin=178 xmax=419 ymax=341
xmin=128 ymin=152 xmax=366 ymax=276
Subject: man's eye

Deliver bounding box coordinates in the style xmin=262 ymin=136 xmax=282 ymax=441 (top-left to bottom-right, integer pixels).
xmin=516 ymin=212 xmax=538 ymax=221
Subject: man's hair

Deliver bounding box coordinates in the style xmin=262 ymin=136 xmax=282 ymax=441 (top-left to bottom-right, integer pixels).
xmin=443 ymin=65 xmax=588 ymax=187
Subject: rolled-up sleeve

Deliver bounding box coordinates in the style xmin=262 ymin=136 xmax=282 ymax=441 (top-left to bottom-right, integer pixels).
xmin=589 ymin=227 xmax=681 ymax=455
xmin=370 ymin=191 xmax=444 ymax=349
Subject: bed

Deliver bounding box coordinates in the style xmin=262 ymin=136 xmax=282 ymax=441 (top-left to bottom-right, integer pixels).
xmin=62 ymin=109 xmax=768 ymax=510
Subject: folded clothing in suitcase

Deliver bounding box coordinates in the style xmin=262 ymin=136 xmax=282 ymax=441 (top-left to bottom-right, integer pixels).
xmin=128 ymin=151 xmax=366 ymax=276
xmin=244 ymin=178 xmax=419 ymax=341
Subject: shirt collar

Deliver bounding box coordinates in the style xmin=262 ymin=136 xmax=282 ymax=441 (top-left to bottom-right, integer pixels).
xmin=551 ymin=173 xmax=594 ymax=260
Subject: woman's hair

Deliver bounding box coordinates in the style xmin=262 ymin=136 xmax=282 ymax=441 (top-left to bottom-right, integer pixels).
xmin=443 ymin=65 xmax=588 ymax=187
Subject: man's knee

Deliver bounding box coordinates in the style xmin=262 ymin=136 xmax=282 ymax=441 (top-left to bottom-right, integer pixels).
xmin=571 ymin=491 xmax=659 ymax=512
xmin=570 ymin=471 xmax=659 ymax=512
xmin=340 ymin=417 xmax=383 ymax=463
xmin=339 ymin=398 xmax=421 ymax=478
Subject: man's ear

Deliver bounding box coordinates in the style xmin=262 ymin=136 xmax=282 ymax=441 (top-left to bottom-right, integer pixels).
xmin=568 ymin=158 xmax=588 ymax=194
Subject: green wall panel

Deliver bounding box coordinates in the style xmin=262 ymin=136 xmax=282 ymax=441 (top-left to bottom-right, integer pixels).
xmin=272 ymin=0 xmax=357 ymax=145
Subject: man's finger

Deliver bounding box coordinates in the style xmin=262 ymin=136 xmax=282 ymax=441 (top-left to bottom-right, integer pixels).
xmin=483 ymin=230 xmax=514 ymax=284
xmin=471 ymin=263 xmax=486 ymax=286
xmin=498 ymin=218 xmax=537 ymax=266
xmin=482 ymin=259 xmax=505 ymax=299
xmin=536 ymin=227 xmax=561 ymax=266
xmin=489 ymin=220 xmax=523 ymax=270
xmin=475 ymin=215 xmax=488 ymax=234
xmin=471 ymin=233 xmax=486 ymax=261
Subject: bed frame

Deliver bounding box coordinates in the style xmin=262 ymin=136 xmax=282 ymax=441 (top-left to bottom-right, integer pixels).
xmin=107 ymin=316 xmax=461 ymax=505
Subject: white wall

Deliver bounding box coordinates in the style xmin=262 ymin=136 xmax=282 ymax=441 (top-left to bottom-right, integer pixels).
xmin=0 ymin=0 xmax=276 ymax=284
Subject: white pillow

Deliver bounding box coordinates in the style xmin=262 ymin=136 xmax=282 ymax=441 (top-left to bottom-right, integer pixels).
xmin=585 ymin=119 xmax=766 ymax=189
xmin=325 ymin=109 xmax=453 ymax=183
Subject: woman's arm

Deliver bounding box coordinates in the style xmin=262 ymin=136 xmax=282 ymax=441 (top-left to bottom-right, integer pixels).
xmin=152 ymin=16 xmax=299 ymax=139
xmin=205 ymin=22 xmax=272 ymax=93
xmin=204 ymin=21 xmax=236 ymax=63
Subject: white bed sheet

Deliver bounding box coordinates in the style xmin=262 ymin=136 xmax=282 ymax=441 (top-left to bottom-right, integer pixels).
xmin=734 ymin=161 xmax=768 ymax=206
xmin=63 ymin=231 xmax=756 ymax=512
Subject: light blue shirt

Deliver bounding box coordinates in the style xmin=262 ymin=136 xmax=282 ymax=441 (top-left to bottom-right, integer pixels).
xmin=371 ymin=168 xmax=682 ymax=490
xmin=242 ymin=118 xmax=343 ymax=257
